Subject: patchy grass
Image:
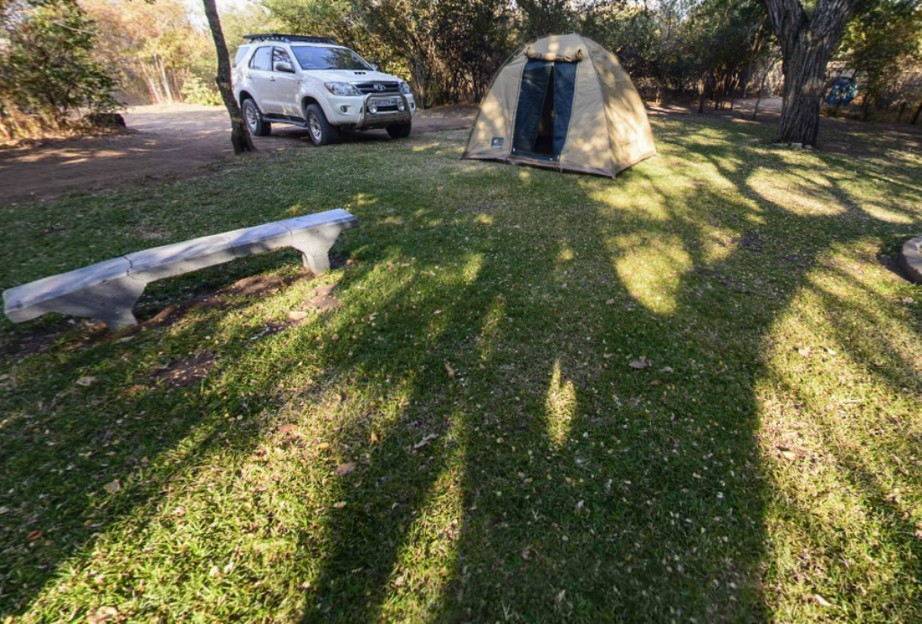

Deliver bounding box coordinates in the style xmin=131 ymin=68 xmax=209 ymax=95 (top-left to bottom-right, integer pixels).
xmin=0 ymin=115 xmax=920 ymax=623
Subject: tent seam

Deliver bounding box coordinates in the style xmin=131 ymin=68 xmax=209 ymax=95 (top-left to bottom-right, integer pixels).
xmin=581 ymin=40 xmax=617 ymax=177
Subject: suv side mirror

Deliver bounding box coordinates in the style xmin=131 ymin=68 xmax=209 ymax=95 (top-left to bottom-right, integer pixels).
xmin=274 ymin=60 xmax=294 ymax=73
xmin=369 ymin=62 xmax=380 ymax=72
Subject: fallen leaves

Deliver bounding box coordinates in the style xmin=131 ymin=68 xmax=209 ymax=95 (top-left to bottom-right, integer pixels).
xmin=76 ymin=376 xmax=96 ymax=387
xmin=103 ymin=480 xmax=121 ymax=495
xmin=26 ymin=529 xmax=43 ymax=541
xmin=87 ymin=606 xmax=120 ymax=624
xmin=629 ymin=357 xmax=651 ymax=370
xmin=814 ymin=594 xmax=833 ymax=608
xmin=335 ymin=462 xmax=356 ymax=477
xmin=413 ymin=433 xmax=438 ymax=450
xmin=287 ymin=310 xmax=309 ymax=321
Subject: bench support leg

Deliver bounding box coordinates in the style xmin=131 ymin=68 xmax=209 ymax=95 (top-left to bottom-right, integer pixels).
xmin=44 ymin=277 xmax=146 ymax=328
xmin=290 ymin=227 xmax=340 ymax=275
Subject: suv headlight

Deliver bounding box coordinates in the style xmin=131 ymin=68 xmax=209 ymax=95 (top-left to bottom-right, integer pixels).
xmin=398 ymin=81 xmax=412 ymax=95
xmin=324 ymin=82 xmax=362 ymax=96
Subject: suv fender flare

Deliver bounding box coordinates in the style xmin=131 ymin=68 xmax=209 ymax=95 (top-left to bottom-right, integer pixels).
xmin=238 ymin=90 xmax=260 ymax=109
xmin=301 ymin=94 xmax=338 ymax=123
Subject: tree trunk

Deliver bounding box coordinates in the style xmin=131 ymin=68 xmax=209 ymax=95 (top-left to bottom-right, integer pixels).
xmin=761 ymin=0 xmax=859 ymax=146
xmin=912 ymin=99 xmax=922 ymax=125
xmin=776 ymin=41 xmax=829 ymax=145
xmin=202 ymin=0 xmax=255 ymax=154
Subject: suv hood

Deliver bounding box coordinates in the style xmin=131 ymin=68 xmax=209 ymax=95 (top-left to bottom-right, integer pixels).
xmin=304 ymin=69 xmax=403 ymax=85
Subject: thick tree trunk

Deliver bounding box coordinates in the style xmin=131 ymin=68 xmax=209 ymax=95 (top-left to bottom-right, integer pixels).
xmin=761 ymin=0 xmax=859 ymax=146
xmin=777 ymin=41 xmax=829 ymax=145
xmin=202 ymin=0 xmax=255 ymax=154
xmin=912 ymin=99 xmax=922 ymax=125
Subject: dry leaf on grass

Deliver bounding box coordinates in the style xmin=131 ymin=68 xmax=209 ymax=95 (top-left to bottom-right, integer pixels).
xmin=414 ymin=434 xmax=437 ymax=450
xmin=103 ymin=480 xmax=121 ymax=495
xmin=629 ymin=357 xmax=650 ymax=370
xmin=814 ymin=594 xmax=833 ymax=607
xmin=76 ymin=376 xmax=96 ymax=387
xmin=335 ymin=462 xmax=356 ymax=477
xmin=87 ymin=606 xmax=120 ymax=624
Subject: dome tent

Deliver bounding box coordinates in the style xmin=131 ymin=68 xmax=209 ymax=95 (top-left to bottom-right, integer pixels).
xmin=463 ymin=33 xmax=655 ymax=177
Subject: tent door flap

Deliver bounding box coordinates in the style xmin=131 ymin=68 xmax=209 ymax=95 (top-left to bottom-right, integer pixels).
xmin=511 ymin=59 xmax=577 ymax=162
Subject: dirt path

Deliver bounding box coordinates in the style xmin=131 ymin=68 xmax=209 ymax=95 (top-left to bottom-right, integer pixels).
xmin=0 ymin=103 xmax=478 ymax=203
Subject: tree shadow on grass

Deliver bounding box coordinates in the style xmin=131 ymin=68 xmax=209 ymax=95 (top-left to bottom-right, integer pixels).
xmin=0 ymin=251 xmax=357 ymax=617
xmin=298 ymin=117 xmax=921 ymax=622
xmin=1 ymin=116 xmax=918 ymax=621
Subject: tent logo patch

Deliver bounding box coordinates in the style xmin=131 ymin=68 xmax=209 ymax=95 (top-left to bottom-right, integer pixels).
xmin=491 ymin=137 xmax=504 ymax=149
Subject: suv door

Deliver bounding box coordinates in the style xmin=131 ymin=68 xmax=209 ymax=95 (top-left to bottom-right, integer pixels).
xmin=271 ymin=47 xmax=301 ymax=118
xmin=247 ymin=46 xmax=278 ymax=113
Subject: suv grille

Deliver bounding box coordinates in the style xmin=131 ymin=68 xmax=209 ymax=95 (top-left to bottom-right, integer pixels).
xmin=354 ymin=81 xmax=399 ymax=94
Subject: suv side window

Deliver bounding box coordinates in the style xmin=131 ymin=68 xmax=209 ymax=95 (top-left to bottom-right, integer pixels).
xmin=249 ymin=46 xmax=272 ymax=71
xmin=272 ymin=47 xmax=293 ymax=71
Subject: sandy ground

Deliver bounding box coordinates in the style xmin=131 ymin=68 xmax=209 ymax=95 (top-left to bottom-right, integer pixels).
xmin=2 ymin=97 xmax=919 ymax=203
xmin=0 ymin=103 xmax=478 ymax=203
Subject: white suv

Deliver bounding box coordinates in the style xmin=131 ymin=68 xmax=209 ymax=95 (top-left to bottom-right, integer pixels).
xmin=233 ymin=34 xmax=416 ymax=145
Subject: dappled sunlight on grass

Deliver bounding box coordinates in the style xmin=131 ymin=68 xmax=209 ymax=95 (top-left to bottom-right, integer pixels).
xmin=1 ymin=114 xmax=920 ymax=622
xmin=755 ymin=237 xmax=921 ymax=619
xmin=748 ymin=170 xmax=846 ymax=217
xmin=611 ymin=233 xmax=692 ymax=315
xmin=545 ymin=360 xmax=577 ymax=449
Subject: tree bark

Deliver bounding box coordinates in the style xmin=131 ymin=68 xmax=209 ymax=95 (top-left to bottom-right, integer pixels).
xmin=202 ymin=0 xmax=255 ymax=154
xmin=761 ymin=0 xmax=859 ymax=146
xmin=913 ymin=99 xmax=922 ymax=125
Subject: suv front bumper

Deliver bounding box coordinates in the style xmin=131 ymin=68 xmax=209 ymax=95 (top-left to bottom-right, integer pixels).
xmin=327 ymin=93 xmax=414 ymax=129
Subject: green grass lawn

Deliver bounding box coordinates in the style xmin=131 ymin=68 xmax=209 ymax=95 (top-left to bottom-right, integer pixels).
xmin=1 ymin=114 xmax=920 ymax=623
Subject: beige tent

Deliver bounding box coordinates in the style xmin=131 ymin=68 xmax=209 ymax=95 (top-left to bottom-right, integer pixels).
xmin=463 ymin=33 xmax=655 ymax=177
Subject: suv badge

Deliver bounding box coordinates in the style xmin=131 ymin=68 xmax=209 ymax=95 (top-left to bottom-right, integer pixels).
xmin=374 ymin=83 xmax=386 ymax=91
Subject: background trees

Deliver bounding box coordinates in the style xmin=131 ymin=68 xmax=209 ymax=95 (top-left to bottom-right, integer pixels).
xmin=3 ymin=0 xmax=920 ymax=145
xmin=835 ymin=0 xmax=922 ymax=120
xmin=0 ymin=0 xmax=117 ymax=141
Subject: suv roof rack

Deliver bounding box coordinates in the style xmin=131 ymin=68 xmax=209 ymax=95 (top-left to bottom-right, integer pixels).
xmin=242 ymin=34 xmax=339 ymax=45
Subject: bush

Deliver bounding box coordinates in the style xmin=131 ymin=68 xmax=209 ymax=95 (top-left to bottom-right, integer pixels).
xmin=0 ymin=0 xmax=118 ymax=142
xmin=181 ymin=76 xmax=224 ymax=106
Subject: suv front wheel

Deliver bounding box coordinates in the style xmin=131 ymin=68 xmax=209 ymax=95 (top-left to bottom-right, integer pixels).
xmin=242 ymin=99 xmax=270 ymax=136
xmin=305 ymin=104 xmax=339 ymax=146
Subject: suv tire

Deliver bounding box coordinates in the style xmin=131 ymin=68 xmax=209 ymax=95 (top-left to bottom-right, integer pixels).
xmin=243 ymin=98 xmax=271 ymax=136
xmin=305 ymin=103 xmax=339 ymax=146
xmin=386 ymin=122 xmax=412 ymax=139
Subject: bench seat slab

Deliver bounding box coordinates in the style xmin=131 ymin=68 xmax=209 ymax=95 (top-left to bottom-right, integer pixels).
xmin=3 ymin=209 xmax=358 ymax=328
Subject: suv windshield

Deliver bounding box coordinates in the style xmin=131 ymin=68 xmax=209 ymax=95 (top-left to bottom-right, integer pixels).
xmin=292 ymin=45 xmax=372 ymax=71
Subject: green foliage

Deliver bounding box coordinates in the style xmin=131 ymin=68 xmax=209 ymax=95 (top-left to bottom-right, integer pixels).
xmin=259 ymin=0 xmax=777 ymax=106
xmin=836 ymin=0 xmax=922 ymax=114
xmin=180 ymin=76 xmax=223 ymax=106
xmin=83 ymin=0 xmax=218 ymax=105
xmin=0 ymin=0 xmax=117 ymax=140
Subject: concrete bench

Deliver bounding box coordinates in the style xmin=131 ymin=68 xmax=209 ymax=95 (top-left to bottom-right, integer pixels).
xmin=900 ymin=236 xmax=922 ymax=284
xmin=3 ymin=208 xmax=357 ymax=328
